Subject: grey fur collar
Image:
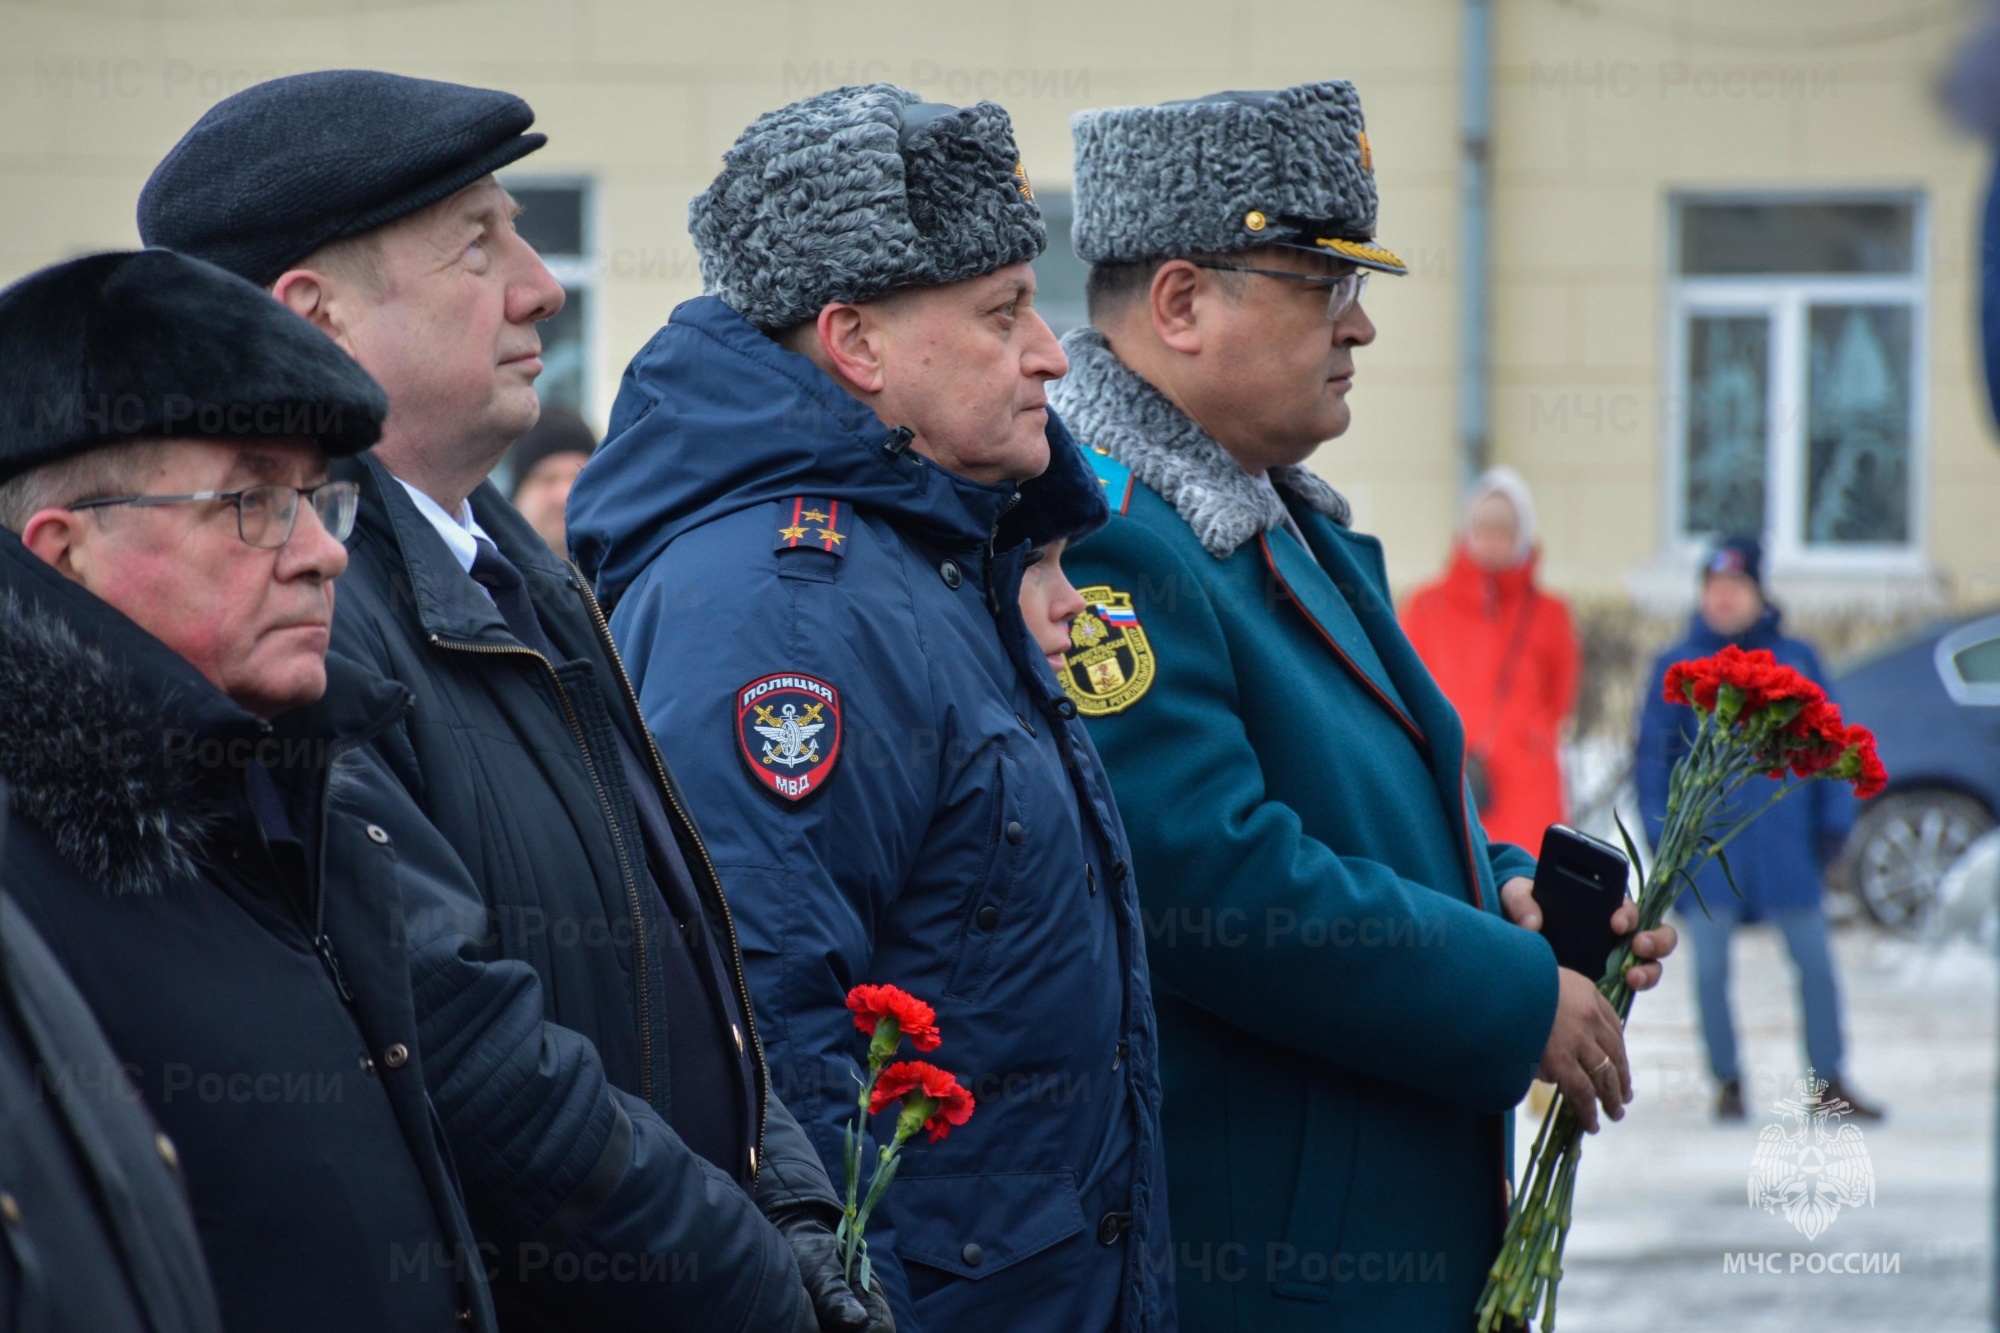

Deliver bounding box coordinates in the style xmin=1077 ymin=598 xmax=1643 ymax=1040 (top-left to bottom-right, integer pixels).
xmin=1050 ymin=328 xmax=1351 ymax=558
xmin=0 ymin=587 xmax=213 ymax=895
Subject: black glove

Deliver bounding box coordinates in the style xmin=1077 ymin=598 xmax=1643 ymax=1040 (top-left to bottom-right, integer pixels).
xmin=768 ymin=1204 xmax=895 ymax=1333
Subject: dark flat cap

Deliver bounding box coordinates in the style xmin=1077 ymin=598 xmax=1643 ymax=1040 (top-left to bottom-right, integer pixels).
xmin=0 ymin=249 xmax=388 ymax=484
xmin=138 ymin=69 xmax=546 ymax=287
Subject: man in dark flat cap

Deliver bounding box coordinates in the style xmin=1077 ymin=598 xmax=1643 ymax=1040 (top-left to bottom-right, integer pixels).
xmin=141 ymin=71 xmax=872 ymax=1333
xmin=1050 ymin=83 xmax=1674 ymax=1329
xmin=0 ymin=248 xmax=495 ymax=1333
xmin=566 ymin=84 xmax=1173 ymax=1333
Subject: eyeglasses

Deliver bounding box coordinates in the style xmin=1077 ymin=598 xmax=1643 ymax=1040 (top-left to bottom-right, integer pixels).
xmin=1192 ymin=262 xmax=1368 ymax=321
xmin=68 ymin=480 xmax=360 ymax=549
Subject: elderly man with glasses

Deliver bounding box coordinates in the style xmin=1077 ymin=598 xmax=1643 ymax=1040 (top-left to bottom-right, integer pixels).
xmin=1047 ymin=83 xmax=1676 ymax=1329
xmin=0 ymin=249 xmax=497 ymax=1333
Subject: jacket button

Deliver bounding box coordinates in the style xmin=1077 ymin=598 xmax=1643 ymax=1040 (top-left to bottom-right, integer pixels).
xmin=1005 ymin=821 xmax=1024 ymax=845
xmin=361 ymin=1056 xmax=378 ymax=1077
xmin=1112 ymin=857 xmax=1130 ymax=882
xmin=457 ymin=1307 xmax=473 ymax=1328
xmin=155 ymin=1131 xmax=181 ymax=1172
xmin=1112 ymin=1040 xmax=1127 ymax=1071
xmin=1014 ymin=711 xmax=1036 ymax=736
xmin=939 ymin=559 xmax=962 ymax=589
xmin=976 ymin=905 xmax=1000 ymax=931
xmin=383 ymin=1042 xmax=410 ymax=1069
xmin=1097 ymin=1211 xmax=1133 ymax=1245
xmin=366 ymin=824 xmax=391 ymax=845
xmin=0 ymin=1193 xmax=18 ymax=1229
xmin=1053 ymin=698 xmax=1077 ymax=719
xmin=961 ymin=1242 xmax=984 ymax=1267
xmin=1086 ymin=864 xmax=1097 ymax=896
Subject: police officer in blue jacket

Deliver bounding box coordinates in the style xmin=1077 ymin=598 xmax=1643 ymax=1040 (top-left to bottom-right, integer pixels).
xmin=568 ymin=85 xmax=1173 ymax=1333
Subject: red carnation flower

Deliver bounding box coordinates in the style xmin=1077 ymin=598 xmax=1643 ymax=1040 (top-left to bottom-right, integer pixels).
xmin=1840 ymin=726 xmax=1889 ymax=800
xmin=870 ymin=1061 xmax=976 ymax=1142
xmin=846 ymin=984 xmax=942 ymax=1052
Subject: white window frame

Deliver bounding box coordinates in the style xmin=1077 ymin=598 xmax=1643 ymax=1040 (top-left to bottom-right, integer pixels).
xmin=499 ymin=173 xmax=600 ymax=424
xmin=1662 ymin=191 xmax=1929 ymax=578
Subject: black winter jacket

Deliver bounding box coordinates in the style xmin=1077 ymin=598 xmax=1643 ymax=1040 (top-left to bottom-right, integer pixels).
xmin=0 ymin=533 xmax=495 ymax=1333
xmin=0 ymin=868 xmax=224 ymax=1333
xmin=328 ymin=453 xmax=835 ymax=1332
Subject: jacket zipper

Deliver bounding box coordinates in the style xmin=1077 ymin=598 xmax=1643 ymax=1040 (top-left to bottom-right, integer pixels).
xmin=427 ymin=633 xmax=658 ymax=1109
xmin=567 ymin=567 xmax=769 ymax=1186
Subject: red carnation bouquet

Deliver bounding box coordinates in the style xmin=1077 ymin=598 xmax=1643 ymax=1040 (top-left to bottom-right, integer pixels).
xmin=837 ymin=984 xmax=975 ymax=1287
xmin=1478 ymin=646 xmax=1885 ymax=1331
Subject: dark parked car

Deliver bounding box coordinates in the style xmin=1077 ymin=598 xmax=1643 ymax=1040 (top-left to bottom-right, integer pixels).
xmin=1833 ymin=610 xmax=2000 ymax=931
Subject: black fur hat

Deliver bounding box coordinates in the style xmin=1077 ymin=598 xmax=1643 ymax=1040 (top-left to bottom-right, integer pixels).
xmin=0 ymin=249 xmax=388 ymax=485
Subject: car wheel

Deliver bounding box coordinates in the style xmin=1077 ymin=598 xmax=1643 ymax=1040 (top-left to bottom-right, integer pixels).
xmin=1844 ymin=790 xmax=1995 ymax=934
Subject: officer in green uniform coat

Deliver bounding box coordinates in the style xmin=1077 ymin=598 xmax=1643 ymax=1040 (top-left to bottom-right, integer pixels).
xmin=1049 ymin=83 xmax=1678 ymax=1330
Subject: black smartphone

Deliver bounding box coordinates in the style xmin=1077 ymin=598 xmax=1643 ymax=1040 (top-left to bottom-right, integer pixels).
xmin=1531 ymin=825 xmax=1632 ymax=979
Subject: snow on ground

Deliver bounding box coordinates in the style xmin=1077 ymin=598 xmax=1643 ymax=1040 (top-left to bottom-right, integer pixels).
xmin=1529 ymin=922 xmax=1996 ymax=1332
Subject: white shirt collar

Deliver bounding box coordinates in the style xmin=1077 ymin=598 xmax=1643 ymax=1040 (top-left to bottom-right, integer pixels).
xmin=394 ymin=477 xmax=492 ymax=577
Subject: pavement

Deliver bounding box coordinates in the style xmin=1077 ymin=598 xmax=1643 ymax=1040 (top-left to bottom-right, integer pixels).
xmin=1525 ymin=921 xmax=1996 ymax=1332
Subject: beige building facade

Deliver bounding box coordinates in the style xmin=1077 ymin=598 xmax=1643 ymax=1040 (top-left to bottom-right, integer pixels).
xmin=3 ymin=0 xmax=1995 ymax=609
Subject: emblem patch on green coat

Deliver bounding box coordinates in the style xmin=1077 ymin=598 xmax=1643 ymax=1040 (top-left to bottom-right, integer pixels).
xmin=1060 ymin=586 xmax=1155 ymax=716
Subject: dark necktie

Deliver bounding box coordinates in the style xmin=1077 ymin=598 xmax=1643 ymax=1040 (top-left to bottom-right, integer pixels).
xmin=470 ymin=536 xmax=560 ymax=660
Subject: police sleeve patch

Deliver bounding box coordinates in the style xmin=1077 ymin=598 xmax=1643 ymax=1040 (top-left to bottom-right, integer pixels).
xmin=1058 ymin=586 xmax=1156 ymax=716
xmin=737 ymin=673 xmax=843 ymax=802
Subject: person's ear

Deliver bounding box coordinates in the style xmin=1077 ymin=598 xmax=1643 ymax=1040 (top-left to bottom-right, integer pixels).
xmin=1148 ymin=260 xmax=1204 ymax=355
xmin=271 ymin=268 xmax=357 ymax=354
xmin=814 ymin=303 xmax=888 ymax=395
xmin=19 ymin=508 xmax=94 ymax=586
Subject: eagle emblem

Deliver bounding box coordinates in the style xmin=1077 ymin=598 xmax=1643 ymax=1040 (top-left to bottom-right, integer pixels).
xmin=1747 ymin=1068 xmax=1875 ymax=1241
xmin=1057 ymin=586 xmax=1156 ymax=717
xmin=736 ymin=673 xmax=843 ymax=802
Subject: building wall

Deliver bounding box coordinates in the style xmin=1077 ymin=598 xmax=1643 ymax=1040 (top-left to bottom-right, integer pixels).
xmin=2 ymin=0 xmax=1993 ymax=607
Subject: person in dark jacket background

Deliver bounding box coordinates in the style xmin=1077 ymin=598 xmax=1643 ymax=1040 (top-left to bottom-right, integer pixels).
xmin=504 ymin=405 xmax=596 ymax=555
xmin=0 ymin=791 xmax=224 ymax=1333
xmin=138 ymin=71 xmax=867 ymax=1333
xmin=0 ymin=249 xmax=495 ymax=1332
xmin=1637 ymin=538 xmax=1882 ymax=1123
xmin=567 ymin=84 xmax=1174 ymax=1333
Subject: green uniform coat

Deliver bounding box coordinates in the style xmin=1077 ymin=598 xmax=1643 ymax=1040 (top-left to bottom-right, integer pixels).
xmin=1051 ymin=331 xmax=1559 ymax=1331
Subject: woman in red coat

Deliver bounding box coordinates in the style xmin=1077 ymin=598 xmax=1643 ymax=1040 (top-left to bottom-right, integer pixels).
xmin=1401 ymin=467 xmax=1581 ymax=855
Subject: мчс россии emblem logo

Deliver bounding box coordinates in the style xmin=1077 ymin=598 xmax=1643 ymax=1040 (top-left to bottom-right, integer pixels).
xmin=1057 ymin=586 xmax=1155 ymax=717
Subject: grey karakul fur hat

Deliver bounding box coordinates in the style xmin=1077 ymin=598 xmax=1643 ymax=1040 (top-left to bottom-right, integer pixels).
xmin=1070 ymin=81 xmax=1407 ymax=276
xmin=689 ymin=83 xmax=1047 ymax=331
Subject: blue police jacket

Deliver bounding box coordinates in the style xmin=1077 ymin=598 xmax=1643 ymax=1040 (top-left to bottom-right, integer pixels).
xmin=568 ymin=296 xmax=1174 ymax=1333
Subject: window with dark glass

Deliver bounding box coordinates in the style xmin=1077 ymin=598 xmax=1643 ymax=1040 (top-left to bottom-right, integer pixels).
xmin=502 ymin=178 xmax=593 ymax=420
xmin=1672 ymin=195 xmax=1921 ymax=562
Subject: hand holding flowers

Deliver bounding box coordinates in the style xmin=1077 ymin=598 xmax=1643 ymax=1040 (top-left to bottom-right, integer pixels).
xmin=1476 ymin=646 xmax=1885 ymax=1331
